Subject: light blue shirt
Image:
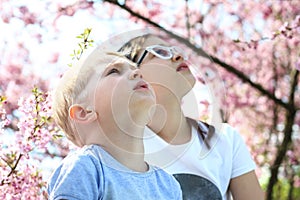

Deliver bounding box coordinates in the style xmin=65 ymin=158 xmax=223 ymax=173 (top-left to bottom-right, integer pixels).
xmin=47 ymin=144 xmax=182 ymax=200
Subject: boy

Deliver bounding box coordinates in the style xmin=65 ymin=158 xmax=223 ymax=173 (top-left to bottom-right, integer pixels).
xmin=47 ymin=47 xmax=182 ymax=200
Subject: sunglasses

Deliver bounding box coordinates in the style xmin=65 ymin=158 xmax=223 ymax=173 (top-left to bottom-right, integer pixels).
xmin=136 ymin=45 xmax=188 ymax=67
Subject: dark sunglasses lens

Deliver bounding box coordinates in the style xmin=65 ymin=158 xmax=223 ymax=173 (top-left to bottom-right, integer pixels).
xmin=152 ymin=47 xmax=171 ymax=57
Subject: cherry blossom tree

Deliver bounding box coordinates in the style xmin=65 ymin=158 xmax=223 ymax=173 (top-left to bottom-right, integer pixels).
xmin=101 ymin=1 xmax=300 ymax=199
xmin=0 ymin=0 xmax=299 ymax=199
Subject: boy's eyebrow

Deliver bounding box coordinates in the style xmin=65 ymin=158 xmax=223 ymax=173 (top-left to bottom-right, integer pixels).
xmin=103 ymin=59 xmax=137 ymax=74
xmin=107 ymin=61 xmax=124 ymax=68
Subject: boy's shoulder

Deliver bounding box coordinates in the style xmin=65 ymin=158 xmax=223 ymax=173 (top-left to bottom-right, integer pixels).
xmin=49 ymin=145 xmax=103 ymax=181
xmin=61 ymin=144 xmax=101 ymax=165
xmin=47 ymin=145 xmax=105 ymax=200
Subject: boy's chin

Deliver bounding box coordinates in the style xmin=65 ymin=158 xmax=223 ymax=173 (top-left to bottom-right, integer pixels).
xmin=130 ymin=97 xmax=156 ymax=109
xmin=128 ymin=103 xmax=156 ymax=123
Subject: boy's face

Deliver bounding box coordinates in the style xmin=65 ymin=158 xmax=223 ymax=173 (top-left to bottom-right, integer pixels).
xmin=90 ymin=55 xmax=155 ymax=127
xmin=136 ymin=36 xmax=196 ymax=99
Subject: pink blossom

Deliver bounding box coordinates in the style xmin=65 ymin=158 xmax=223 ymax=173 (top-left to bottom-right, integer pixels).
xmin=48 ymin=52 xmax=60 ymax=64
xmin=296 ymin=59 xmax=300 ymax=71
xmin=0 ymin=0 xmax=299 ymax=199
xmin=295 ymin=176 xmax=300 ymax=188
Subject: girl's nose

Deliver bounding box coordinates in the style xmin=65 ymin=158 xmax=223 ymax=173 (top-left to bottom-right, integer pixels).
xmin=171 ymin=46 xmax=188 ymax=62
xmin=129 ymin=69 xmax=143 ymax=79
xmin=172 ymin=53 xmax=184 ymax=62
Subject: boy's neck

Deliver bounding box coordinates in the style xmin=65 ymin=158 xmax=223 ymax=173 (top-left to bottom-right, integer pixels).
xmin=99 ymin=121 xmax=148 ymax=172
xmin=102 ymin=138 xmax=149 ymax=172
xmin=148 ymin=98 xmax=191 ymax=145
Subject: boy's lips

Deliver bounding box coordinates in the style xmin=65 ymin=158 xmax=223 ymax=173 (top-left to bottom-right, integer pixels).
xmin=176 ymin=62 xmax=189 ymax=72
xmin=134 ymin=80 xmax=149 ymax=90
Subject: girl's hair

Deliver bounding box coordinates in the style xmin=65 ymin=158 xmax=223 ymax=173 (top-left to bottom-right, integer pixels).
xmin=118 ymin=33 xmax=215 ymax=146
xmin=117 ymin=34 xmax=152 ymax=62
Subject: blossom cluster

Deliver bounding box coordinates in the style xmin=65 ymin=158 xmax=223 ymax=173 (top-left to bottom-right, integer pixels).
xmin=0 ymin=88 xmax=58 ymax=199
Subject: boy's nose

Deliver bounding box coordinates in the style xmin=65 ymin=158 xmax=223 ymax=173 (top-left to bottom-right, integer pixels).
xmin=129 ymin=69 xmax=143 ymax=79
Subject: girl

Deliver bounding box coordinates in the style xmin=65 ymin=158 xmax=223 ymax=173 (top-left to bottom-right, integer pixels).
xmin=118 ymin=33 xmax=264 ymax=200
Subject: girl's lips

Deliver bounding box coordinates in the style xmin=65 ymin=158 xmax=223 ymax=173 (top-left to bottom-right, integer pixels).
xmin=134 ymin=81 xmax=149 ymax=90
xmin=176 ymin=62 xmax=189 ymax=72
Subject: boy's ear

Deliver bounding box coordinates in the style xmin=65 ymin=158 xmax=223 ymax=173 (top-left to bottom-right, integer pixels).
xmin=69 ymin=104 xmax=97 ymax=123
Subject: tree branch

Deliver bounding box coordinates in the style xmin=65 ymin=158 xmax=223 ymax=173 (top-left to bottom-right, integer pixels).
xmin=266 ymin=105 xmax=296 ymax=199
xmin=7 ymin=153 xmax=22 ymax=177
xmin=0 ymin=153 xmax=23 ymax=186
xmin=288 ymin=69 xmax=299 ymax=108
xmin=103 ymin=0 xmax=291 ymax=111
xmin=185 ymin=0 xmax=191 ymax=39
xmin=266 ymin=69 xmax=299 ymax=199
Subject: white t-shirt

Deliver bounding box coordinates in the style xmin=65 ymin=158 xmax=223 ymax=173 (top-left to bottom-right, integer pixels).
xmin=144 ymin=121 xmax=256 ymax=200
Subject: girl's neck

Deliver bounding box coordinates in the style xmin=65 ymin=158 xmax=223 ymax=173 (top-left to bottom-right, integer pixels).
xmin=148 ymin=98 xmax=191 ymax=145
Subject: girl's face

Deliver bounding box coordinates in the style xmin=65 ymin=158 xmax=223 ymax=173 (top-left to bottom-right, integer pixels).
xmin=136 ymin=36 xmax=196 ymax=101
